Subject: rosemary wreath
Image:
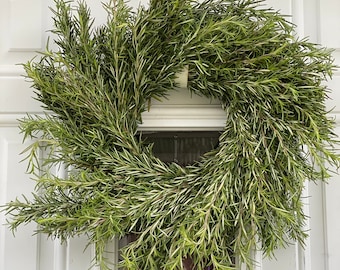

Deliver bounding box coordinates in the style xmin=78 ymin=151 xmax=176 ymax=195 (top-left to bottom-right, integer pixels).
xmin=5 ymin=0 xmax=340 ymax=269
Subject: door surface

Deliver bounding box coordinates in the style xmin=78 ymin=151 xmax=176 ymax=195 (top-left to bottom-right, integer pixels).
xmin=1 ymin=1 xmax=340 ymax=269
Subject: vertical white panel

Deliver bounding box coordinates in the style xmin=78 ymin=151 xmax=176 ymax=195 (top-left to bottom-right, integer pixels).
xmin=325 ymin=75 xmax=340 ymax=112
xmin=325 ymin=124 xmax=340 ymax=270
xmin=308 ymin=182 xmax=328 ymax=270
xmin=53 ymin=240 xmax=67 ymax=270
xmin=0 ymin=0 xmax=11 ymax=60
xmin=291 ymin=0 xmax=305 ymax=37
xmin=67 ymin=236 xmax=93 ymax=270
xmin=9 ymin=0 xmax=43 ymax=51
xmin=105 ymin=239 xmax=119 ymax=270
xmin=302 ymin=0 xmax=319 ymax=43
xmin=0 ymin=76 xmax=41 ymax=113
xmin=0 ymin=133 xmax=8 ymax=270
xmin=51 ymin=164 xmax=68 ymax=270
xmin=319 ymin=0 xmax=340 ymax=48
xmin=67 ymin=238 xmax=119 ymax=270
xmin=0 ymin=127 xmax=39 ymax=270
xmin=263 ymin=0 xmax=292 ymax=18
xmin=297 ymin=186 xmax=312 ymax=270
xmin=37 ymin=235 xmax=56 ymax=270
xmin=128 ymin=0 xmax=148 ymax=10
xmin=262 ymin=245 xmax=298 ymax=270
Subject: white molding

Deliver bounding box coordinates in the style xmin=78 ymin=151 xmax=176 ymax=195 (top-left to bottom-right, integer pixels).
xmin=53 ymin=240 xmax=67 ymax=270
xmin=329 ymin=113 xmax=340 ymax=125
xmin=292 ymin=0 xmax=305 ymax=37
xmin=0 ymin=114 xmax=22 ymax=127
xmin=0 ymin=106 xmax=227 ymax=130
xmin=140 ymin=105 xmax=226 ymax=131
xmin=321 ymin=181 xmax=330 ymax=270
xmin=0 ymin=113 xmax=32 ymax=127
xmin=0 ymin=106 xmax=226 ymax=129
xmin=2 ymin=111 xmax=339 ymax=129
xmin=9 ymin=0 xmax=43 ymax=51
xmin=0 ymin=65 xmax=25 ymax=77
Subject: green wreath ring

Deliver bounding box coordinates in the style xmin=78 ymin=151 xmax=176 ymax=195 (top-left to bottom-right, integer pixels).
xmin=5 ymin=0 xmax=340 ymax=269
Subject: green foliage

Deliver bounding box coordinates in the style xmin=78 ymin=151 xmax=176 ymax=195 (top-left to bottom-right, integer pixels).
xmin=4 ymin=0 xmax=340 ymax=269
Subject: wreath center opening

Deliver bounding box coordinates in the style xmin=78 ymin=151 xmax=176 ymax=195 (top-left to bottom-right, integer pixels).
xmin=139 ymin=131 xmax=221 ymax=166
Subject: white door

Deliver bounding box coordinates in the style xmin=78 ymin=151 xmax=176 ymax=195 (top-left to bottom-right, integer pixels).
xmin=0 ymin=1 xmax=111 ymax=269
xmin=0 ymin=1 xmax=52 ymax=269
xmin=1 ymin=1 xmax=340 ymax=269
